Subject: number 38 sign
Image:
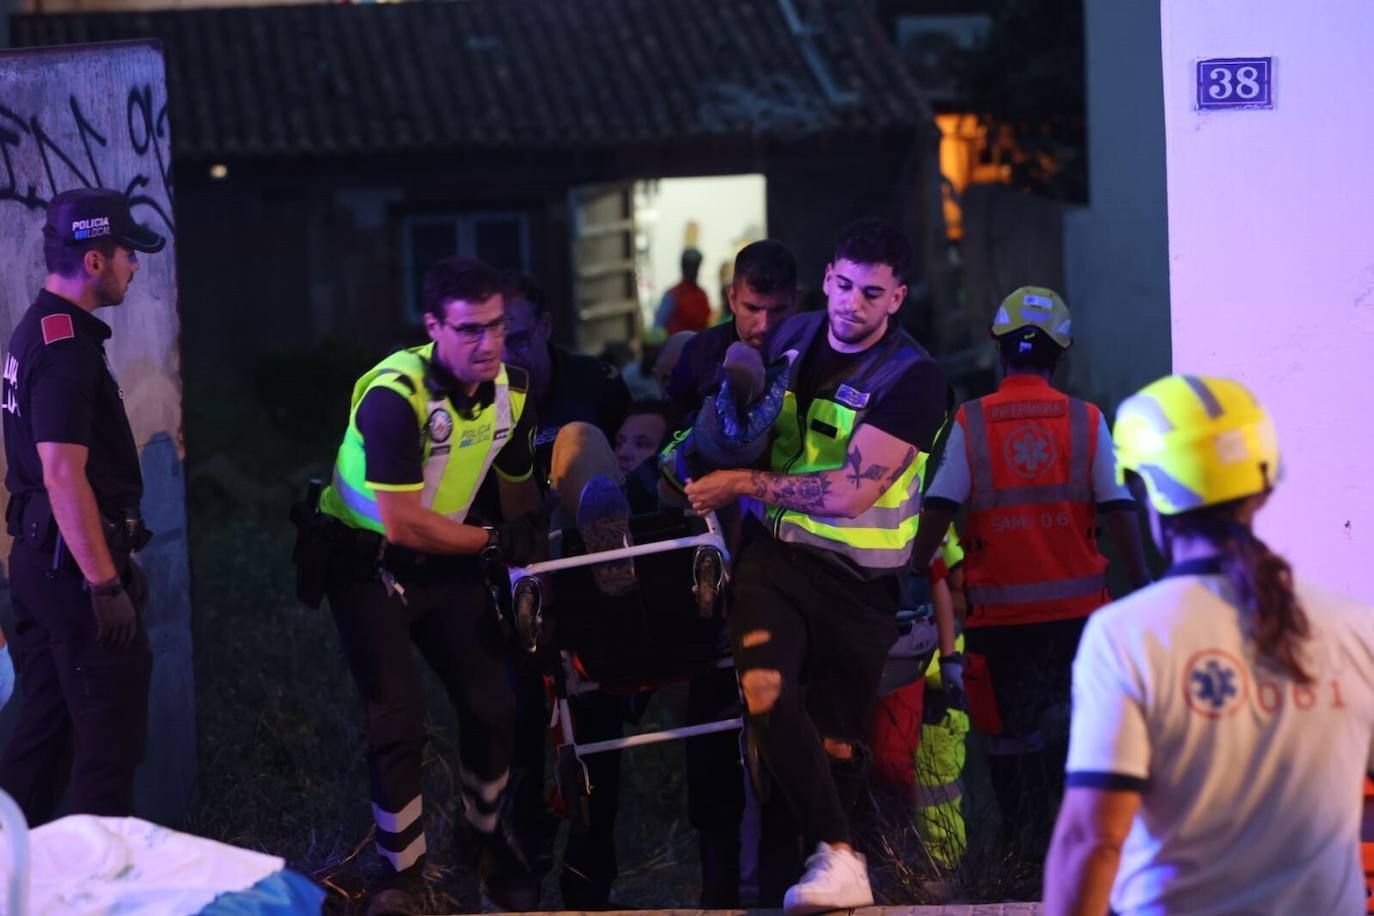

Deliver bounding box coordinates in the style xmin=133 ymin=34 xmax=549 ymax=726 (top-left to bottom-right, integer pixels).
xmin=1196 ymin=57 xmax=1273 ymax=110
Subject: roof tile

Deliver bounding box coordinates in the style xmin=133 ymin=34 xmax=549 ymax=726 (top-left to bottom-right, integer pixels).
xmin=11 ymin=0 xmax=929 ymax=160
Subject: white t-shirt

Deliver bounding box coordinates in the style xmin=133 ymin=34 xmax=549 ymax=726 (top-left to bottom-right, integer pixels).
xmin=1067 ymin=570 xmax=1374 ymax=915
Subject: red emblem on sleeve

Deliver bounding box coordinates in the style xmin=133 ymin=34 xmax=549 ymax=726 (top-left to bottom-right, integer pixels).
xmin=40 ymin=314 xmax=75 ymax=345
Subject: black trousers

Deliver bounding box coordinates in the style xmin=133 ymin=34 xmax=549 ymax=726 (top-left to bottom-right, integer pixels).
xmin=328 ymin=562 xmax=514 ymax=874
xmin=965 ymin=615 xmax=1087 ymax=862
xmin=728 ymin=536 xmax=899 ymax=847
xmin=0 ymin=541 xmax=152 ymax=825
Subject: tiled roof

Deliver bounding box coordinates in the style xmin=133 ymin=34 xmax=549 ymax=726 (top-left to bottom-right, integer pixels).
xmin=12 ymin=0 xmax=930 ymax=160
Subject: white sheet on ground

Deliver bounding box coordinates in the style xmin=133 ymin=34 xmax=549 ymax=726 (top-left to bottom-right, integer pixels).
xmin=20 ymin=815 xmax=284 ymax=915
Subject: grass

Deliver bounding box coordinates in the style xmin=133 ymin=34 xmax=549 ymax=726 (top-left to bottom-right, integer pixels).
xmin=180 ymin=343 xmax=1050 ymax=912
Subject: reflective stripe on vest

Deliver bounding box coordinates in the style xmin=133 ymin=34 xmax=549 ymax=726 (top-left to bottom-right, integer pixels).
xmin=968 ymin=482 xmax=1093 ymax=511
xmin=965 ymin=573 xmax=1109 ymax=606
xmin=960 ymin=381 xmax=1108 ymax=624
xmin=320 ymin=345 xmax=520 ymax=534
xmin=765 ymin=323 xmax=930 ymax=573
xmin=774 ymin=460 xmax=925 ymax=570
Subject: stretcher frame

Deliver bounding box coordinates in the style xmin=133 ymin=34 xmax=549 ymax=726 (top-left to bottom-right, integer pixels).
xmin=508 ymin=511 xmax=744 ymax=802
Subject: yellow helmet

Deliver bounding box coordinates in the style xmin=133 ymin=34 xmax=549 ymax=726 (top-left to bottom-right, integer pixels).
xmin=991 ymin=286 xmax=1073 ymax=349
xmin=1113 ymin=375 xmax=1280 ymax=515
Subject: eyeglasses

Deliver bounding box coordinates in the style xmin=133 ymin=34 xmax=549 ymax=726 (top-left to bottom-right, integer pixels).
xmin=442 ymin=316 xmax=510 ymax=344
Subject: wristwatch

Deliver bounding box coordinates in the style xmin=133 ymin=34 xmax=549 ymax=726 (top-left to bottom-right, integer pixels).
xmin=88 ymin=575 xmax=125 ymax=596
xmin=481 ymin=526 xmax=501 ymax=561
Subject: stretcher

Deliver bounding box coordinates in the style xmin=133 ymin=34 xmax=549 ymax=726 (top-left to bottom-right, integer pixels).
xmin=0 ymin=788 xmax=323 ymax=915
xmin=506 ymin=509 xmax=742 ymax=818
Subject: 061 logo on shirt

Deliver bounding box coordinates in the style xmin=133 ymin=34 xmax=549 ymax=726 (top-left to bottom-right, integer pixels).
xmin=1182 ymin=649 xmax=1250 ymax=719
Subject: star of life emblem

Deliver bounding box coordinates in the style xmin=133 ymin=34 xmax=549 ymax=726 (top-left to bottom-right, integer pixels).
xmin=1004 ymin=423 xmax=1057 ymax=478
xmin=1183 ymin=649 xmax=1249 ymax=719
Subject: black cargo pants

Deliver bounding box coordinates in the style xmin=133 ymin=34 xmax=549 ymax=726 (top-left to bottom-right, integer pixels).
xmin=0 ymin=540 xmax=152 ymax=824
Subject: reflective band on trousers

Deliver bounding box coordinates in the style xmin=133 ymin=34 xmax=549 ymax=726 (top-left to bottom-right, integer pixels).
xmin=914 ymin=779 xmax=962 ymax=807
xmin=966 ymin=573 xmax=1107 ymax=606
xmin=372 ymin=796 xmax=422 ymax=834
xmin=377 ymin=833 xmax=426 ymax=872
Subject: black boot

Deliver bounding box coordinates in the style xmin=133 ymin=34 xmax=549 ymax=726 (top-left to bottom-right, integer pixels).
xmin=459 ymin=816 xmax=542 ymax=912
xmin=365 ymin=863 xmax=426 ymax=916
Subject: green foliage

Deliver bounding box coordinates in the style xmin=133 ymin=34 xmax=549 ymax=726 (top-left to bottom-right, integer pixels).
xmin=955 ymin=0 xmax=1087 ymax=202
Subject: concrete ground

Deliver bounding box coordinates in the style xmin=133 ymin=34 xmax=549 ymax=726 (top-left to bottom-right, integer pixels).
xmin=498 ymin=907 xmax=1041 ymax=915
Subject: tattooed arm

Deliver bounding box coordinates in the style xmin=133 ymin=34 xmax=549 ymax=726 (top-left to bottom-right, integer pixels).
xmin=685 ymin=424 xmax=920 ymax=518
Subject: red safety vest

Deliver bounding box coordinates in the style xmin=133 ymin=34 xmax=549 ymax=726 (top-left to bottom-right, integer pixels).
xmin=957 ymin=375 xmax=1109 ymax=628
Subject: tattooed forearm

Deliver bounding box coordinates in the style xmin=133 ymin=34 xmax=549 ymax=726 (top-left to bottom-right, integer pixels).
xmin=845 ymin=446 xmax=889 ymax=490
xmin=749 ymin=471 xmax=835 ymax=514
xmin=886 ymin=447 xmax=917 ymax=486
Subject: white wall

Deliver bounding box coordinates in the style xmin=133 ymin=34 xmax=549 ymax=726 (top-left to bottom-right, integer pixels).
xmin=1162 ymin=0 xmax=1374 ymax=601
xmin=636 ymin=175 xmax=767 ymax=325
xmin=1062 ymin=0 xmax=1171 ymax=414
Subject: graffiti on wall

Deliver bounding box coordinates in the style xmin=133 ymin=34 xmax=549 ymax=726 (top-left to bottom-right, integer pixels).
xmin=0 ymin=86 xmax=174 ymax=236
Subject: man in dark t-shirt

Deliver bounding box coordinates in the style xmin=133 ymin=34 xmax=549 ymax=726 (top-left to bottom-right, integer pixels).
xmin=500 ymin=274 xmax=630 ymax=481
xmin=1 ymin=189 xmax=166 ymax=825
xmin=498 ymin=273 xmax=643 ymax=905
xmin=686 ymin=219 xmax=946 ymax=914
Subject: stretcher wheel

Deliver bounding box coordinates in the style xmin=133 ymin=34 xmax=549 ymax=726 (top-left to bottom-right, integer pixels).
xmin=691 ymin=545 xmax=726 ymax=619
xmin=555 ymin=744 xmax=590 ymax=832
xmin=513 ymin=576 xmax=543 ymax=653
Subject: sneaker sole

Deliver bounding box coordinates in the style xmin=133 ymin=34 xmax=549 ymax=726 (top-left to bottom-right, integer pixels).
xmin=577 ymin=477 xmax=635 ymax=597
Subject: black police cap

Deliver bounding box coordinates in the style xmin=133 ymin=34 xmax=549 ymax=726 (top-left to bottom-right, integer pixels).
xmin=44 ymin=188 xmax=165 ymax=254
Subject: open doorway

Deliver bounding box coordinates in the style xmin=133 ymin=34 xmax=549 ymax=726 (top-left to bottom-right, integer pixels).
xmin=567 ymin=173 xmax=766 ymax=355
xmin=634 ymin=174 xmax=767 ymax=332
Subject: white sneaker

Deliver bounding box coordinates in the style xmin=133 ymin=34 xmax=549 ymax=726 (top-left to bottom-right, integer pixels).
xmin=782 ymin=841 xmax=874 ymax=915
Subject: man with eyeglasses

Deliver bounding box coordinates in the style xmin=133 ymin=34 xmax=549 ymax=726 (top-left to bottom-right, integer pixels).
xmin=312 ymin=256 xmax=545 ymax=915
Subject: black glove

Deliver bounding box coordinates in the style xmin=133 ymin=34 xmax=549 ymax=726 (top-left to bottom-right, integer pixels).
xmin=939 ymin=651 xmax=967 ymax=712
xmin=88 ymin=576 xmax=138 ymax=647
xmin=484 ymin=513 xmax=543 ymax=568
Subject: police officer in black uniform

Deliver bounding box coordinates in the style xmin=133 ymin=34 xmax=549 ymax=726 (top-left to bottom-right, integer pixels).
xmin=0 ymin=188 xmax=164 ymax=823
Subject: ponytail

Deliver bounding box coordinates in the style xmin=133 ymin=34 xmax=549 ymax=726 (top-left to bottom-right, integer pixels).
xmin=1164 ymin=504 xmax=1313 ymax=684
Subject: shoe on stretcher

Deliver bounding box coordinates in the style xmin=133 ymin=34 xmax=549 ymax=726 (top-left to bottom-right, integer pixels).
xmin=576 ymin=475 xmax=636 ymax=596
